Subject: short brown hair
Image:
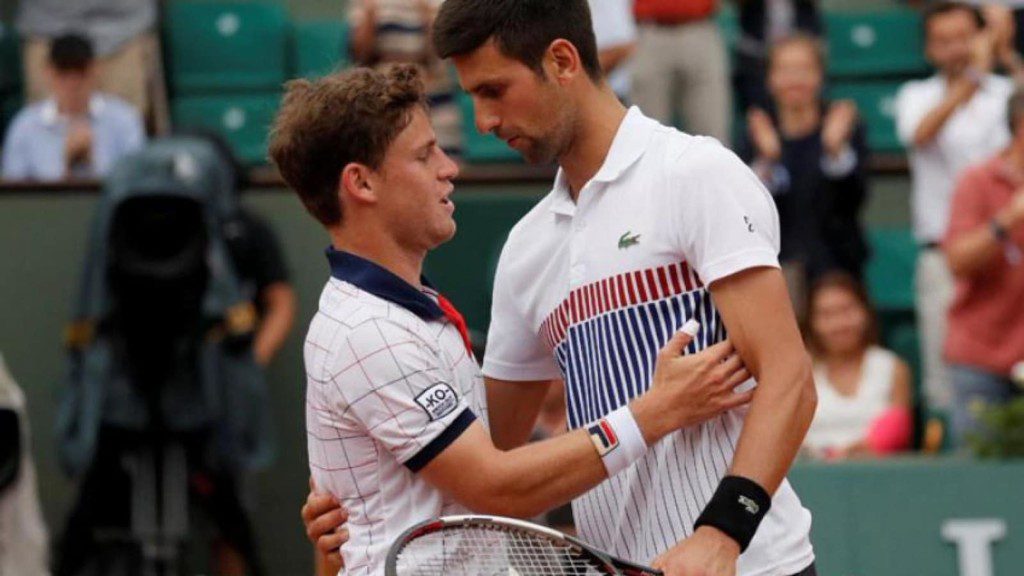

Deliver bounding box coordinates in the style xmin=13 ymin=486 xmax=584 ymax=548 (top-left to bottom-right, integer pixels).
xmin=268 ymin=64 xmax=426 ymax=227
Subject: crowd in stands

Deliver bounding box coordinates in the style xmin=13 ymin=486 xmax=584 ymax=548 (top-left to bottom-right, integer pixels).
xmin=3 ymin=0 xmax=1024 ymax=573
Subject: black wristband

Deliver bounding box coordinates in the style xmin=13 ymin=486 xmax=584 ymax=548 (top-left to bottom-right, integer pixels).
xmin=693 ymin=475 xmax=771 ymax=552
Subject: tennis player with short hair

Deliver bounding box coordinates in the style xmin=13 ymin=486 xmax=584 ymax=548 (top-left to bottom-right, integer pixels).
xmin=271 ymin=63 xmax=755 ymax=576
xmin=304 ymin=1 xmax=820 ymax=575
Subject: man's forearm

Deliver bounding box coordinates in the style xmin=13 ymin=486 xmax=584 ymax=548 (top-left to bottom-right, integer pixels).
xmin=946 ymin=216 xmax=1015 ymax=277
xmin=709 ymin=268 xmax=818 ymax=495
xmin=727 ymin=358 xmax=816 ymax=493
xmin=912 ymin=83 xmax=974 ymax=147
xmin=426 ymin=402 xmax=653 ymax=519
xmin=253 ymin=283 xmax=296 ymax=365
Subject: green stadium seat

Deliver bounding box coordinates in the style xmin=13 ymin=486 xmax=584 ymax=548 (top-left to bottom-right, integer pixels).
xmin=865 ymin=227 xmax=918 ymax=312
xmin=829 ymin=80 xmax=903 ymax=153
xmin=165 ymin=1 xmax=289 ymax=93
xmin=457 ymin=91 xmax=521 ymax=163
xmin=293 ymin=20 xmax=349 ymax=79
xmin=0 ymin=21 xmax=22 ymax=95
xmin=171 ymin=93 xmax=280 ymax=165
xmin=826 ymin=9 xmax=929 ymax=78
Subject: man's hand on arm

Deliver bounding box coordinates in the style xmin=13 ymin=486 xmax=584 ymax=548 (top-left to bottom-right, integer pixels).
xmin=652 ymin=267 xmax=816 ymax=576
xmin=713 ymin=268 xmax=816 ymax=491
xmin=422 ymin=327 xmax=751 ymax=519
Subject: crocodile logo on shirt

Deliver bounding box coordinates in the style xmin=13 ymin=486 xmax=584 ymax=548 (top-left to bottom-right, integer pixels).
xmin=618 ymin=231 xmax=641 ymax=249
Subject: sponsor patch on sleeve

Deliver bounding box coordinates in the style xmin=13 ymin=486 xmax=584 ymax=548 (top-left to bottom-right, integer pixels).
xmin=415 ymin=383 xmax=460 ymax=421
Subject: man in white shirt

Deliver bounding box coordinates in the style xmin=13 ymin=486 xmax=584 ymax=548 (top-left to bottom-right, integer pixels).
xmin=271 ymin=63 xmax=755 ymax=576
xmin=305 ymin=2 xmax=819 ymax=574
xmin=894 ymin=1 xmax=1013 ymax=414
xmin=1 ymin=33 xmax=145 ymax=181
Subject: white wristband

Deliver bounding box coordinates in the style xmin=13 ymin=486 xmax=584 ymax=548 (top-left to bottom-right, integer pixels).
xmin=587 ymin=404 xmax=648 ymax=478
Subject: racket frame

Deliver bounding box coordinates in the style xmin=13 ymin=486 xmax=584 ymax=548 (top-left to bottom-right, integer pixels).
xmin=385 ymin=514 xmax=662 ymax=576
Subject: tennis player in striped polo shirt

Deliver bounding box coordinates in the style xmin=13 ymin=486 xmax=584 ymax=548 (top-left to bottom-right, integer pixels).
xmin=429 ymin=1 xmax=819 ymax=574
xmin=270 ymin=64 xmax=756 ymax=575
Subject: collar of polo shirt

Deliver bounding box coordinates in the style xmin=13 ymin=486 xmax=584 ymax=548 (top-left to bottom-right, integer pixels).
xmin=325 ymin=247 xmax=444 ymax=320
xmin=548 ymin=106 xmax=655 ymax=216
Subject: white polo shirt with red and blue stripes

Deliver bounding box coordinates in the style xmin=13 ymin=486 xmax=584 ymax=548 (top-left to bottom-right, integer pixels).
xmin=482 ymin=107 xmax=815 ymax=575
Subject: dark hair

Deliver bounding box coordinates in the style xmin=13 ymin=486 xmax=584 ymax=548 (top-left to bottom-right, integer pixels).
xmin=804 ymin=271 xmax=879 ymax=356
xmin=49 ymin=33 xmax=94 ymax=72
xmin=432 ymin=0 xmax=602 ymax=83
xmin=922 ymin=2 xmax=984 ymax=37
xmin=768 ymin=34 xmax=827 ymax=73
xmin=268 ymin=64 xmax=426 ymax=227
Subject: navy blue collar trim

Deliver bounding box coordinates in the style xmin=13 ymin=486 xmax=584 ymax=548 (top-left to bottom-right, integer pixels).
xmin=326 ymin=247 xmax=444 ymax=321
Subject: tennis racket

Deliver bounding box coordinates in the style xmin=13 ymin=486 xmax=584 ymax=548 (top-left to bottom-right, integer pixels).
xmin=385 ymin=514 xmax=663 ymax=576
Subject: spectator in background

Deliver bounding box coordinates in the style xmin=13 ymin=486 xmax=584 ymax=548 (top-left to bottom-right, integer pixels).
xmin=16 ymin=0 xmax=168 ymax=133
xmin=1 ymin=34 xmax=144 ymax=181
xmin=192 ymin=132 xmax=298 ymax=369
xmin=802 ymin=273 xmax=914 ymax=460
xmin=631 ymin=0 xmax=732 ymax=143
xmin=734 ymin=0 xmax=824 ymax=112
xmin=348 ymin=0 xmax=461 ymax=155
xmin=894 ymin=1 xmax=1012 ymax=416
xmin=741 ymin=35 xmax=869 ymax=315
xmin=588 ymin=0 xmax=638 ymax=102
xmin=942 ymin=86 xmax=1024 ymax=446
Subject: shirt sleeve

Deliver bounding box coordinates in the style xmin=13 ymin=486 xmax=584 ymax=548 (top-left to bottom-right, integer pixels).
xmin=667 ymin=138 xmax=781 ymax=286
xmin=481 ymin=238 xmax=563 ymax=382
xmin=325 ymin=319 xmax=476 ymax=472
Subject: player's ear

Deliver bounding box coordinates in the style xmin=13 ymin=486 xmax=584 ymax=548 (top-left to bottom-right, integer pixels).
xmin=546 ymin=39 xmax=582 ymax=85
xmin=340 ymin=162 xmax=378 ymax=205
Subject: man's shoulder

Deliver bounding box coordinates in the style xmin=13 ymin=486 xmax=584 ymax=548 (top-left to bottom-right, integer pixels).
xmin=6 ymin=102 xmax=47 ymax=135
xmin=313 ymin=279 xmax=434 ymax=346
xmin=655 ymin=132 xmax=749 ymax=184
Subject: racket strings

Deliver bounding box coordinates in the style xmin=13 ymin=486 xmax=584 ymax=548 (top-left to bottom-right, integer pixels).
xmin=392 ymin=524 xmax=610 ymax=575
